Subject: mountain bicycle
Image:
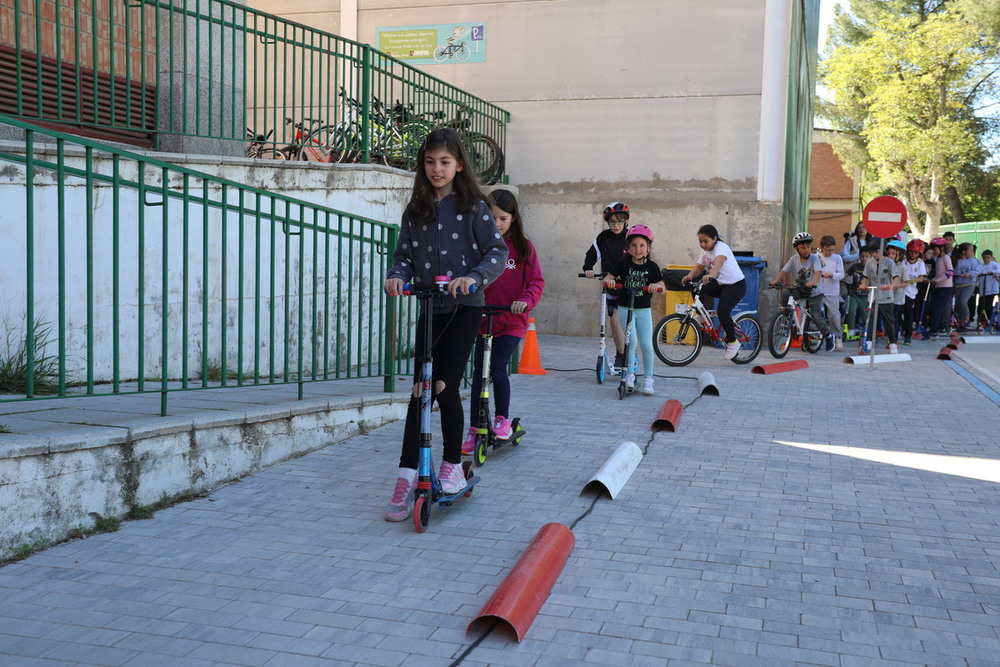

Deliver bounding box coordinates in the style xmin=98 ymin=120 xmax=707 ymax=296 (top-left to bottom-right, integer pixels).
xmin=434 ymin=40 xmax=471 ymax=62
xmin=331 ymin=87 xmax=430 ymax=170
xmin=652 ymin=281 xmax=762 ymax=366
xmin=767 ymin=284 xmax=823 ymax=358
xmin=392 ymin=101 xmax=504 ymax=183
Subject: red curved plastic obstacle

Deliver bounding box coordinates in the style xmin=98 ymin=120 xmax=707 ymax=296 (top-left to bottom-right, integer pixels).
xmin=467 ymin=523 xmax=575 ymax=642
xmin=651 ymin=398 xmax=684 ymax=432
xmin=751 ymin=359 xmax=809 ymax=374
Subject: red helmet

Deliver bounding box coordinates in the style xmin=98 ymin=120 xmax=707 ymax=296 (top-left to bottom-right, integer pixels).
xmin=906 ymin=239 xmax=926 ymax=253
xmin=626 ymin=224 xmax=653 ymax=243
xmin=603 ymin=202 xmax=630 ymax=222
xmin=930 ymin=236 xmax=947 ymax=246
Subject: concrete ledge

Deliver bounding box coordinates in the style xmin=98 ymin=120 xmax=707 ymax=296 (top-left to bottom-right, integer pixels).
xmin=0 ymin=390 xmax=409 ymax=560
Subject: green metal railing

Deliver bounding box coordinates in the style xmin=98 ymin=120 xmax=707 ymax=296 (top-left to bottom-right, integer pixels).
xmin=1 ymin=0 xmax=510 ymax=182
xmin=0 ymin=113 xmax=420 ymax=414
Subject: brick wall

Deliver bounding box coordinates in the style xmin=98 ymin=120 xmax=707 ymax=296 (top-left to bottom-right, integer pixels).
xmin=809 ymin=132 xmax=859 ymax=252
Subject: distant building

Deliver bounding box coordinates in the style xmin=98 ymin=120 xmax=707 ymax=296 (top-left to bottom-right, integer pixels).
xmin=809 ymin=129 xmax=860 ymax=250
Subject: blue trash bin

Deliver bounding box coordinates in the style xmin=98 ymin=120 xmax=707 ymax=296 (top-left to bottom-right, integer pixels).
xmin=734 ymin=255 xmax=767 ymax=317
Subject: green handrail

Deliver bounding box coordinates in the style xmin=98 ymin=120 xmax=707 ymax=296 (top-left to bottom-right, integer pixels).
xmin=0 ymin=113 xmax=419 ymax=413
xmin=2 ymin=0 xmax=510 ymax=182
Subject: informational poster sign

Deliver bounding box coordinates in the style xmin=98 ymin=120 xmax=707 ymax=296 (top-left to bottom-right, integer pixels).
xmin=376 ymin=22 xmax=487 ymax=65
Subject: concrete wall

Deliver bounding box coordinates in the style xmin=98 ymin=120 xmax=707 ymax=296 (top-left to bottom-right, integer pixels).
xmin=248 ymin=0 xmax=792 ymax=334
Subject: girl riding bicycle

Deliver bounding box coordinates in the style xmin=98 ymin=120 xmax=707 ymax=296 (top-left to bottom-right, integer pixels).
xmin=383 ymin=128 xmax=508 ymax=522
xmin=602 ymin=225 xmax=665 ymax=395
xmin=462 ymin=189 xmax=545 ymax=453
xmin=681 ymin=224 xmax=747 ymax=360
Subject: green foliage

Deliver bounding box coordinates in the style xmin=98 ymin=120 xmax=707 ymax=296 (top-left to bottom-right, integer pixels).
xmin=0 ymin=318 xmax=60 ymax=395
xmin=819 ymin=1 xmax=999 ymax=236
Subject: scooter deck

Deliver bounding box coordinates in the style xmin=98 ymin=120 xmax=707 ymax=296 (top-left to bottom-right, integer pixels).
xmin=436 ymin=475 xmax=481 ymax=505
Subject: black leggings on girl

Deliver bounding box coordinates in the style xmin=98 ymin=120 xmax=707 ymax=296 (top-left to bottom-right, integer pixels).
xmin=399 ymin=306 xmax=482 ymax=470
xmin=699 ymin=279 xmax=747 ymax=343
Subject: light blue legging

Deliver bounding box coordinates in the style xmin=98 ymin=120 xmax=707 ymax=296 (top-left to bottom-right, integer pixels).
xmin=623 ymin=307 xmax=654 ymax=378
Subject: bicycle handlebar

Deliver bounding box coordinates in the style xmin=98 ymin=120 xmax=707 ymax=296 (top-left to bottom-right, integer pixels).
xmin=610 ymin=283 xmax=661 ymax=292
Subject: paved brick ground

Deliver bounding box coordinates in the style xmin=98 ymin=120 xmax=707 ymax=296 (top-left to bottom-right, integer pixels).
xmin=2 ymin=333 xmax=1000 ymax=666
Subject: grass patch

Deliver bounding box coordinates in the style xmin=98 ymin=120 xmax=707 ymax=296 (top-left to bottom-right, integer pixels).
xmin=0 ymin=318 xmax=60 ymax=395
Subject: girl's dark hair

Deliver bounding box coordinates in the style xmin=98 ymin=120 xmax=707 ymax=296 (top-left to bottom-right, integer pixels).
xmin=406 ymin=128 xmax=488 ymax=223
xmin=854 ymin=221 xmax=869 ymax=237
xmin=488 ymin=189 xmax=532 ymax=263
xmin=697 ymin=224 xmax=719 ymax=240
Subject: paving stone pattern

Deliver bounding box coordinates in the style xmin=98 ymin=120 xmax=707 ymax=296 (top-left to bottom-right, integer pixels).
xmin=2 ymin=334 xmax=1000 ymax=666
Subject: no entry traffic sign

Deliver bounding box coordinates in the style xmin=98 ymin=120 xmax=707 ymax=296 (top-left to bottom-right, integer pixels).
xmin=863 ymin=196 xmax=907 ymax=239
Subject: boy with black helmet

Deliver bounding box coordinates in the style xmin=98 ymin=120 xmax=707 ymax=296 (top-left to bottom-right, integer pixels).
xmin=769 ymin=232 xmax=836 ymax=351
xmin=583 ymin=202 xmax=630 ymax=368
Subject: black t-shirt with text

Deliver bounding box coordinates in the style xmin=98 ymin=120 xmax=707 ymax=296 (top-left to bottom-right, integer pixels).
xmin=612 ymin=257 xmax=661 ymax=309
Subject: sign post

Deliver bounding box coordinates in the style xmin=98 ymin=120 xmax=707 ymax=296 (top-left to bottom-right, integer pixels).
xmin=861 ymin=196 xmax=907 ymax=369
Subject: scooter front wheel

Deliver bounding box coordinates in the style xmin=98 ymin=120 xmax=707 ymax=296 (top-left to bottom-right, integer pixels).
xmin=596 ymin=355 xmax=606 ymax=384
xmin=412 ymin=495 xmax=429 ymax=533
xmin=473 ymin=436 xmax=488 ymax=467
xmin=618 ymin=382 xmax=626 ymax=400
xmin=510 ymin=418 xmax=524 ymax=446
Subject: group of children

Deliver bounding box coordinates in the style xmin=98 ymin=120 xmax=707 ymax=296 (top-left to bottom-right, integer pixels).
xmin=783 ymin=227 xmax=1000 ymax=351
xmin=378 ymin=129 xmax=998 ymax=521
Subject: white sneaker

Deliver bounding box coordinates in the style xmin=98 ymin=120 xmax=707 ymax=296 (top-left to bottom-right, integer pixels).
xmin=625 ymin=374 xmax=635 ymax=391
xmin=723 ymin=341 xmax=741 ymax=360
xmin=641 ymin=377 xmax=654 ymax=395
xmin=835 ymin=337 xmax=843 ymax=351
xmin=889 ymin=343 xmax=898 ymax=354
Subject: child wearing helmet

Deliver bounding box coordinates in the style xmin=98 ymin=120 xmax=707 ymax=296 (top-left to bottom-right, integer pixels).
xmin=602 ymin=224 xmax=665 ymax=395
xmin=583 ymin=202 xmax=630 ymax=368
xmin=769 ymin=232 xmax=836 ymax=351
xmin=901 ymin=239 xmax=928 ymax=344
xmin=922 ymin=237 xmax=954 ymax=339
xmin=681 ymin=224 xmax=747 ymax=360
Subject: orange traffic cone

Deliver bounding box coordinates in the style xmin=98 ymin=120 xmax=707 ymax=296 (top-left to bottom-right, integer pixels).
xmin=518 ymin=318 xmax=547 ymax=375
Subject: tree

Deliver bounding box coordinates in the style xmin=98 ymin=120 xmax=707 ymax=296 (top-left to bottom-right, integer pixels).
xmin=818 ymin=1 xmax=999 ymax=238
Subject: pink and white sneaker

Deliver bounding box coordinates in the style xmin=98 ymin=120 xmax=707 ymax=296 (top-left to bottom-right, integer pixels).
xmin=461 ymin=426 xmax=477 ymax=455
xmin=493 ymin=416 xmax=512 ymax=440
xmin=438 ymin=461 xmax=467 ymax=495
xmin=383 ymin=468 xmax=417 ymax=522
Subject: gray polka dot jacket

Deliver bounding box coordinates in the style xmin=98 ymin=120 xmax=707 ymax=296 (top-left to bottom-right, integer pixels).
xmin=387 ymin=194 xmax=509 ymax=312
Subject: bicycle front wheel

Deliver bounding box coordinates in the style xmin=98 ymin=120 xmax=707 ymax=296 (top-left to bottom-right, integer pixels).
xmin=653 ymin=314 xmax=702 ymax=366
xmin=457 ymin=43 xmax=471 ymax=62
xmin=802 ymin=318 xmax=823 ymax=353
xmin=465 ymin=134 xmax=502 ymax=182
xmin=731 ymin=314 xmax=762 ymax=364
xmin=768 ymin=311 xmax=792 ymax=358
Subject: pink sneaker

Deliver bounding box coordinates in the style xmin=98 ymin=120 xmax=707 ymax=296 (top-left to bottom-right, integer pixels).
xmin=493 ymin=416 xmax=512 ymax=440
xmin=438 ymin=461 xmax=467 ymax=495
xmin=461 ymin=427 xmax=477 ymax=455
xmin=383 ymin=469 xmax=416 ymax=522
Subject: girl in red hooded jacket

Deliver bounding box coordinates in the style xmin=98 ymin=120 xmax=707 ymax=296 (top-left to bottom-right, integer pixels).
xmin=462 ymin=190 xmax=545 ymax=451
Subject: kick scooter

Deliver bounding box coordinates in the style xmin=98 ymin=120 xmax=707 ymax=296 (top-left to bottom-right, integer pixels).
xmin=609 ymin=284 xmax=652 ymax=400
xmin=578 ymin=272 xmax=636 ymax=383
xmin=395 ymin=277 xmax=481 ymax=533
xmin=467 ymin=304 xmax=527 ymax=467
xmin=858 ymin=285 xmax=878 ymax=354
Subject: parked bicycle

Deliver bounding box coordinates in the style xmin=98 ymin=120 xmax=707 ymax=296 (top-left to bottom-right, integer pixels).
xmin=245 ymin=128 xmax=283 ymax=159
xmin=767 ymin=284 xmax=823 ymax=358
xmin=652 ymin=281 xmax=762 ymax=366
xmin=392 ymin=101 xmax=504 ymax=183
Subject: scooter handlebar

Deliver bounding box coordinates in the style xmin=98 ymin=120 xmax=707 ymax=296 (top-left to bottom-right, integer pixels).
xmin=578 ymin=272 xmax=608 ymax=278
xmin=387 ymin=282 xmax=477 ymax=296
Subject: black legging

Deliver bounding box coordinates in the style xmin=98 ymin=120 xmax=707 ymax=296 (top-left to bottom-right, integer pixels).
xmin=399 ymin=306 xmax=482 ymax=469
xmin=699 ymin=279 xmax=747 ymax=343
